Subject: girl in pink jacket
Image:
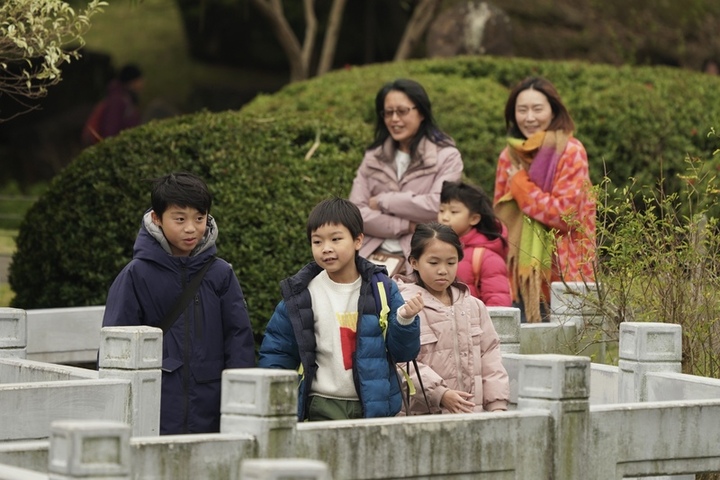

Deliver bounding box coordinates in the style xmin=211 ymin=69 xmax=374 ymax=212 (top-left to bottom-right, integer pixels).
xmin=438 ymin=181 xmax=511 ymax=306
xmin=395 ymin=222 xmax=509 ymax=415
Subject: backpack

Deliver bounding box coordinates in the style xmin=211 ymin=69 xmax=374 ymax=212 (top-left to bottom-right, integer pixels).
xmin=471 ymin=247 xmax=486 ymax=292
xmin=81 ymin=99 xmax=108 ymax=146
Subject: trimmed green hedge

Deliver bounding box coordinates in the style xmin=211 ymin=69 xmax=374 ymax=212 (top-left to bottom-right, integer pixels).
xmin=9 ymin=55 xmax=720 ymax=341
xmin=9 ymin=112 xmax=368 ymax=336
xmin=243 ymin=55 xmax=720 ymax=194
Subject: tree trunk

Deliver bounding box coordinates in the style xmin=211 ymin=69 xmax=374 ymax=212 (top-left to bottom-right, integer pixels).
xmin=301 ymin=0 xmax=317 ymax=76
xmin=394 ymin=0 xmax=442 ymax=61
xmin=249 ymin=0 xmax=308 ymax=81
xmin=317 ymin=0 xmax=348 ymax=75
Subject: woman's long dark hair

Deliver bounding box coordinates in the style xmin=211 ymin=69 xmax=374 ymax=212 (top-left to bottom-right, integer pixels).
xmin=369 ymin=79 xmax=454 ymax=158
xmin=409 ymin=222 xmax=464 ymax=290
xmin=440 ymin=181 xmax=507 ymax=247
xmin=503 ymin=76 xmax=575 ymax=139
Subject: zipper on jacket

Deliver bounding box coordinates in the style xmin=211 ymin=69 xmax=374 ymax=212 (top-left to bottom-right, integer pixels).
xmin=181 ymin=265 xmax=191 ymax=433
xmin=450 ymin=305 xmax=465 ymax=388
xmin=194 ymin=295 xmax=203 ymax=340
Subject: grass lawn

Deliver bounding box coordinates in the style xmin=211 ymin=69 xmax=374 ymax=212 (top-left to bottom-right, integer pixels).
xmin=0 ymin=229 xmax=14 ymax=307
xmin=0 ymin=229 xmax=16 ymax=255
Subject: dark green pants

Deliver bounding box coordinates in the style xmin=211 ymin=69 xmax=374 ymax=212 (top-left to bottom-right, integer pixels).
xmin=307 ymin=395 xmax=363 ymax=421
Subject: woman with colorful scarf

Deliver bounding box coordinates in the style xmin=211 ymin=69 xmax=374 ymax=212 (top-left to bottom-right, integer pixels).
xmin=493 ymin=77 xmax=596 ymax=323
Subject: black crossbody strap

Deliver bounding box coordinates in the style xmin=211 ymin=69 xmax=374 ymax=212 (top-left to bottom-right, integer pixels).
xmin=159 ymin=256 xmax=217 ymax=334
xmin=406 ymin=359 xmax=432 ymax=414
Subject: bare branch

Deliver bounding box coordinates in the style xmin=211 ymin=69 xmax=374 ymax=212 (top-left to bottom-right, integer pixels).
xmin=249 ymin=0 xmax=307 ymax=81
xmin=301 ymin=0 xmax=317 ymax=76
xmin=394 ymin=0 xmax=442 ymax=61
xmin=317 ymin=0 xmax=347 ymax=75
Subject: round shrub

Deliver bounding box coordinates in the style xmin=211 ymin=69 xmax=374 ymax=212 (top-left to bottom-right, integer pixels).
xmin=10 ymin=55 xmax=720 ymax=342
xmin=9 ymin=111 xmax=369 ymax=337
xmin=243 ymin=55 xmax=720 ymax=195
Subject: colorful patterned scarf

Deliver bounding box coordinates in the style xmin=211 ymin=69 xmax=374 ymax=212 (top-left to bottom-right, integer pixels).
xmin=494 ymin=130 xmax=569 ymax=322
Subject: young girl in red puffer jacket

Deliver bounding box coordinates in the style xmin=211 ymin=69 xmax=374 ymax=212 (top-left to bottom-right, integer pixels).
xmin=438 ymin=181 xmax=511 ymax=306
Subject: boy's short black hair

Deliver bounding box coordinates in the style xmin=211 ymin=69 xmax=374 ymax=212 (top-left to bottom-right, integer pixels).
xmin=306 ymin=197 xmax=363 ymax=242
xmin=151 ymin=172 xmax=212 ymax=216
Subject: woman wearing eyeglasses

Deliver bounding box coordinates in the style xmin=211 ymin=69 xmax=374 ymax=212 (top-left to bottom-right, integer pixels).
xmin=349 ymin=78 xmax=464 ymax=275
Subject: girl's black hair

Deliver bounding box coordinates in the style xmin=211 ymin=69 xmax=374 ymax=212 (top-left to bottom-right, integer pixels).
xmin=440 ymin=181 xmax=507 ymax=247
xmin=409 ymin=222 xmax=464 ymax=290
xmin=369 ymin=78 xmax=454 ymax=159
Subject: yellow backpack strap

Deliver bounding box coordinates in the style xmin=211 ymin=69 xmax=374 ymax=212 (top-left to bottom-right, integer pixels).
xmin=376 ymin=280 xmax=390 ymax=339
xmin=375 ymin=278 xmax=415 ymax=395
xmin=472 ymin=247 xmax=486 ymax=290
xmin=402 ymin=366 xmax=416 ymax=395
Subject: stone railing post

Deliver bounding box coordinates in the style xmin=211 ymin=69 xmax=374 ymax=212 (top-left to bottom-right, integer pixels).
xmin=487 ymin=306 xmax=521 ymax=354
xmin=221 ymin=368 xmax=298 ymax=458
xmin=550 ymin=281 xmax=609 ymax=362
xmin=618 ymin=322 xmax=682 ymax=403
xmin=0 ymin=307 xmax=27 ymax=359
xmin=98 ymin=326 xmax=162 ymax=437
xmin=550 ymin=281 xmax=601 ymax=324
xmin=518 ymin=354 xmax=590 ymax=480
xmin=48 ymin=420 xmax=130 ymax=479
xmin=240 ymin=459 xmax=332 ymax=479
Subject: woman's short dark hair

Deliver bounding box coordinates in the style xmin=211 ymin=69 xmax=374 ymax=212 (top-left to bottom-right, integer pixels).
xmin=440 ymin=181 xmax=506 ymax=245
xmin=504 ymin=76 xmax=575 ymax=138
xmin=369 ymin=78 xmax=454 ymax=158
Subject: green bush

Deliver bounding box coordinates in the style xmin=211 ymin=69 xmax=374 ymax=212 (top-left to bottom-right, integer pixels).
xmin=244 ymin=55 xmax=720 ymax=196
xmin=9 ymin=56 xmax=720 ymax=343
xmin=9 ymin=112 xmax=368 ymax=336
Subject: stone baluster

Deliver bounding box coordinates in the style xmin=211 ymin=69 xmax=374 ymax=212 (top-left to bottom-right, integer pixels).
xmin=618 ymin=322 xmax=682 ymax=403
xmin=98 ymin=326 xmax=162 ymax=437
xmin=518 ymin=354 xmax=590 ymax=480
xmin=48 ymin=420 xmax=130 ymax=480
xmin=220 ymin=368 xmax=298 ymax=458
xmin=487 ymin=306 xmax=521 ymax=354
xmin=240 ymin=458 xmax=332 ymax=480
xmin=0 ymin=308 xmax=27 ymax=359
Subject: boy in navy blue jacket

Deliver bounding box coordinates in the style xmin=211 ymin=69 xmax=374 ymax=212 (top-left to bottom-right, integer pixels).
xmin=103 ymin=172 xmax=255 ymax=434
xmin=258 ymin=197 xmax=423 ymax=421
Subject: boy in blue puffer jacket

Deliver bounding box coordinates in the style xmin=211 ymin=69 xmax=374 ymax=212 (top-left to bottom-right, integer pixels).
xmin=102 ymin=172 xmax=255 ymax=434
xmin=259 ymin=197 xmax=423 ymax=421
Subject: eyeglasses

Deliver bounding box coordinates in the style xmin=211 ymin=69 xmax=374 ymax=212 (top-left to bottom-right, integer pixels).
xmin=380 ymin=106 xmax=417 ymax=119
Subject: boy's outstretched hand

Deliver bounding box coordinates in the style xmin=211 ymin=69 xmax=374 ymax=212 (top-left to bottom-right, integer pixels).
xmin=398 ymin=292 xmax=424 ymax=319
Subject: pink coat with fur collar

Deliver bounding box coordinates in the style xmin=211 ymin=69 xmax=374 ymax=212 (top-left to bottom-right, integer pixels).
xmin=349 ymin=137 xmax=463 ymax=266
xmin=395 ymin=278 xmax=510 ymax=414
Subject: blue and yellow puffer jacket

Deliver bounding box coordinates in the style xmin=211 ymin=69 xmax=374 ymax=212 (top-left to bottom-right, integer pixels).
xmin=258 ymin=256 xmax=420 ymax=420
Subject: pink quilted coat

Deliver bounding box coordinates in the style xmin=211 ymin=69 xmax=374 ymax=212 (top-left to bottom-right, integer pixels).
xmin=349 ymin=137 xmax=463 ymax=265
xmin=395 ymin=278 xmax=510 ymax=414
xmin=456 ymin=226 xmax=511 ymax=307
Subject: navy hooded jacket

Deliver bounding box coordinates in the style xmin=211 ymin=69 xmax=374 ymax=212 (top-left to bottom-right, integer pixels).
xmin=258 ymin=256 xmax=420 ymax=420
xmin=102 ymin=212 xmax=255 ymax=434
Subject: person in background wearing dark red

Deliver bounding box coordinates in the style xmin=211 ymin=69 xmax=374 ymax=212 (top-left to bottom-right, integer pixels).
xmin=82 ymin=64 xmax=144 ymax=146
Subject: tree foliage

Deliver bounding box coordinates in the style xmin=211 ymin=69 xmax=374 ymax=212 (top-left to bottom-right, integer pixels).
xmin=0 ymin=0 xmax=106 ymax=121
